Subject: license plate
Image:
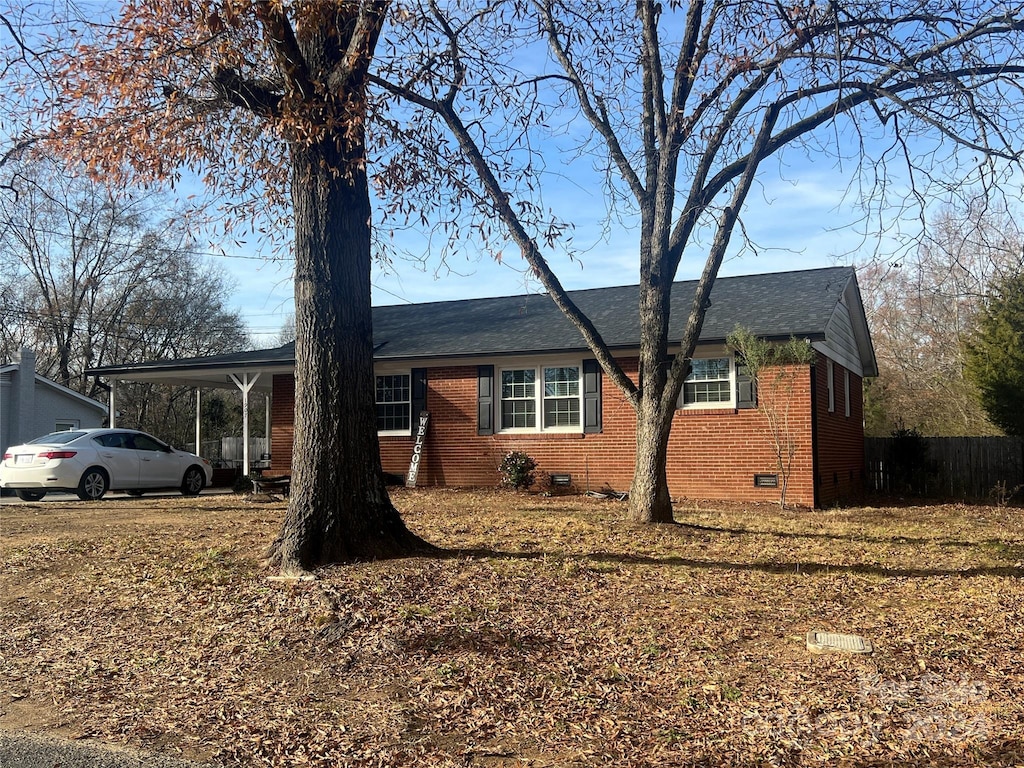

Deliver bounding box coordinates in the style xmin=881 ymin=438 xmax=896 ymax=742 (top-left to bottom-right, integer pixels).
xmin=16 ymin=454 xmax=34 ymax=465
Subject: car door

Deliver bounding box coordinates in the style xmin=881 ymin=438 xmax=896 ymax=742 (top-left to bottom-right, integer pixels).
xmin=91 ymin=433 xmax=140 ymax=489
xmin=130 ymin=433 xmax=182 ymax=488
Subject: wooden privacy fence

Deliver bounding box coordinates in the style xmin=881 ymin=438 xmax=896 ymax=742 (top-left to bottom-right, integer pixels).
xmin=865 ymin=436 xmax=1024 ymax=500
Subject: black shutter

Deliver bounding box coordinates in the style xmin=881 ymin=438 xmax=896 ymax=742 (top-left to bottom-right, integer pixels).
xmin=477 ymin=365 xmax=494 ymax=435
xmin=411 ymin=368 xmax=428 ymax=420
xmin=736 ymin=355 xmax=757 ymax=409
xmin=583 ymin=359 xmax=602 ymax=433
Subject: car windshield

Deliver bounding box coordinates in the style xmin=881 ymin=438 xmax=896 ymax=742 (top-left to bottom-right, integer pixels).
xmin=28 ymin=431 xmax=87 ymax=445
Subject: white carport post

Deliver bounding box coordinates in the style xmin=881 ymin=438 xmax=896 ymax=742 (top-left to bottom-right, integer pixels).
xmin=229 ymin=372 xmax=260 ymax=477
xmin=108 ymin=380 xmax=117 ymax=428
xmin=194 ymin=388 xmax=202 ymax=456
xmin=265 ymin=394 xmax=271 ymax=458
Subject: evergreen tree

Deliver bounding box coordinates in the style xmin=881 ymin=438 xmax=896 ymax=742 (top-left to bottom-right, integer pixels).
xmin=966 ymin=275 xmax=1024 ymax=435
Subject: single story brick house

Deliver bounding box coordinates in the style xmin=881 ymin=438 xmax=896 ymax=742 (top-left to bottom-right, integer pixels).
xmin=88 ymin=266 xmax=876 ymax=507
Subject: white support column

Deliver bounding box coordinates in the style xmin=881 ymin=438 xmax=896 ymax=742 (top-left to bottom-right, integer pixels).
xmin=265 ymin=393 xmax=271 ymax=459
xmin=194 ymin=388 xmax=202 ymax=455
xmin=229 ymin=372 xmax=261 ymax=477
xmin=108 ymin=380 xmax=117 ymax=428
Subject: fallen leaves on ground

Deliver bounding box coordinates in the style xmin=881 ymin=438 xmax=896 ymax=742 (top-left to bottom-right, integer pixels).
xmin=2 ymin=489 xmax=1023 ymax=766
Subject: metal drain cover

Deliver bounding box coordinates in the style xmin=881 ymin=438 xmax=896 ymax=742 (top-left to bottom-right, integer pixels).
xmin=806 ymin=630 xmax=873 ymax=654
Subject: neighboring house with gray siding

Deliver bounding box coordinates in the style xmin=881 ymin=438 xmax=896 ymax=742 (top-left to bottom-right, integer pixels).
xmin=0 ymin=348 xmax=108 ymax=455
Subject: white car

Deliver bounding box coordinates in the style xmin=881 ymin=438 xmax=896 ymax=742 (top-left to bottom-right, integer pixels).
xmin=1 ymin=428 xmax=213 ymax=502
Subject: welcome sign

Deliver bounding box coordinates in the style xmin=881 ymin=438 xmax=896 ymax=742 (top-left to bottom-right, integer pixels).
xmin=405 ymin=411 xmax=430 ymax=488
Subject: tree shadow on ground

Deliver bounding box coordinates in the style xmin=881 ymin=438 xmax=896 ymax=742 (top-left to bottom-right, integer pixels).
xmin=674 ymin=520 xmax=1015 ymax=550
xmin=439 ymin=547 xmax=1022 ymax=580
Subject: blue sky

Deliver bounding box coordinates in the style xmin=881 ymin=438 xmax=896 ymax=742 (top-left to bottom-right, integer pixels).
xmin=11 ymin=2 xmax=990 ymax=348
xmin=226 ymin=37 xmax=949 ymax=347
xmin=2 ymin=2 xmax=900 ymax=348
xmin=232 ymin=150 xmax=910 ymax=347
xmin=3 ymin=1 xmax=1018 ymax=354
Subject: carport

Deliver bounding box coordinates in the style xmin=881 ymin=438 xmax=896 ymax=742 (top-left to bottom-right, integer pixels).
xmin=87 ymin=344 xmax=294 ymax=478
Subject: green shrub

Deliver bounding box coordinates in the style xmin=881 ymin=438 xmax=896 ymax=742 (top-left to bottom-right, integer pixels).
xmin=498 ymin=450 xmax=537 ymax=490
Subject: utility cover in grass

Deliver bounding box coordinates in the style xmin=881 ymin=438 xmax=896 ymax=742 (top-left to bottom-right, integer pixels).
xmin=806 ymin=630 xmax=873 ymax=654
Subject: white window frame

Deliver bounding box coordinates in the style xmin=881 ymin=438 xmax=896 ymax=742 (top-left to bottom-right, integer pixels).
xmin=375 ymin=370 xmax=412 ymax=436
xmin=678 ymin=353 xmax=736 ymax=410
xmin=55 ymin=419 xmax=80 ymax=431
xmin=827 ymin=359 xmax=835 ymax=413
xmin=844 ymin=368 xmax=851 ymax=418
xmin=497 ymin=359 xmax=584 ymax=434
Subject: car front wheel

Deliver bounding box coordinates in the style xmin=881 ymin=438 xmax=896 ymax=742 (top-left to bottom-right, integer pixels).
xmin=181 ymin=466 xmax=205 ymax=497
xmin=77 ymin=468 xmax=108 ymax=501
xmin=15 ymin=489 xmax=46 ymax=501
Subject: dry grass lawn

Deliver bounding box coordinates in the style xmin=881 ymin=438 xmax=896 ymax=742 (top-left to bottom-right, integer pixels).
xmin=1 ymin=488 xmax=1023 ymax=767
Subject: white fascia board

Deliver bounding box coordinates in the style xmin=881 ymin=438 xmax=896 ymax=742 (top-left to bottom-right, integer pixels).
xmin=811 ymin=340 xmax=863 ymax=376
xmin=96 ymin=366 xmax=279 ymax=392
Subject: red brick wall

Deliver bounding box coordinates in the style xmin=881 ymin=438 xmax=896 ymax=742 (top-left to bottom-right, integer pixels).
xmin=813 ymin=353 xmax=866 ymax=506
xmin=665 ymin=364 xmax=816 ymax=506
xmin=269 ymin=357 xmax=848 ymax=507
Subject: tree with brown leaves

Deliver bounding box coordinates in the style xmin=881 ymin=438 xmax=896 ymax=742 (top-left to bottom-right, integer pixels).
xmin=23 ymin=1 xmax=429 ymax=572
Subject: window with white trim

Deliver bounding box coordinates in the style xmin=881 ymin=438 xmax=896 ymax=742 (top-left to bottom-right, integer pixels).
xmin=501 ymin=368 xmax=536 ymax=429
xmin=499 ymin=364 xmax=582 ymax=431
xmin=543 ymin=366 xmax=581 ymax=427
xmin=376 ymin=373 xmax=411 ymax=433
xmin=682 ymin=357 xmax=733 ymax=406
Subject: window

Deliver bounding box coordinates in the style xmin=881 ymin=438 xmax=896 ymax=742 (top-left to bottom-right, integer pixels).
xmin=132 ymin=433 xmax=169 ymax=452
xmin=376 ymin=374 xmax=411 ymax=432
xmin=501 ymin=368 xmax=537 ymax=429
xmin=827 ymin=359 xmax=835 ymax=412
xmin=55 ymin=419 xmax=79 ymax=431
xmin=683 ymin=357 xmax=732 ymax=405
xmin=94 ymin=432 xmax=131 ymax=449
xmin=31 ymin=431 xmax=86 ymax=445
xmin=498 ymin=364 xmax=582 ymax=431
xmin=543 ymin=366 xmax=581 ymax=428
xmin=844 ymin=369 xmax=851 ymax=417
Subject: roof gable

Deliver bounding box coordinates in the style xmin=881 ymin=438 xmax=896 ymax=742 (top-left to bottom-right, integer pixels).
xmin=32 ymin=375 xmax=109 ymax=413
xmin=0 ymin=363 xmax=108 ymax=413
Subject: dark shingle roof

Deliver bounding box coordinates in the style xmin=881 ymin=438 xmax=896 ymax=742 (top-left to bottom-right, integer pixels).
xmin=372 ymin=265 xmax=854 ymax=359
xmin=89 ymin=266 xmax=860 ymax=375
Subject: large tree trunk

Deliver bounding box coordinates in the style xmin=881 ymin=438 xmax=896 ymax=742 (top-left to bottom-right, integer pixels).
xmin=262 ymin=3 xmax=429 ymax=573
xmin=627 ymin=197 xmax=677 ymax=524
xmin=267 ymin=135 xmax=427 ymax=573
xmin=628 ymin=387 xmax=676 ymax=523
